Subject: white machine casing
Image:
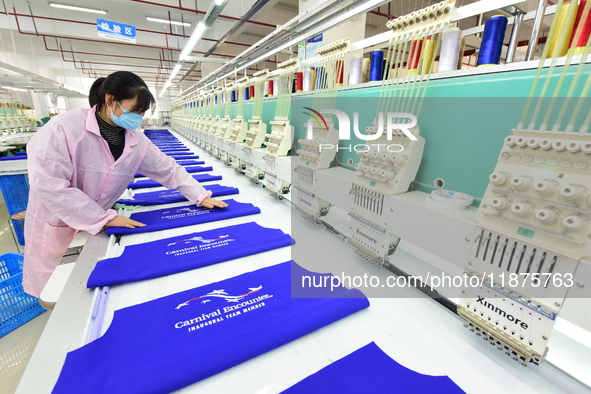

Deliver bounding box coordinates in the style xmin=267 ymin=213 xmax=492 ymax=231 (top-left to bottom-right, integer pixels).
xmin=265 ymin=118 xmax=294 ymax=157
xmin=460 ymin=128 xmax=591 ymax=365
xmin=245 ymin=117 xmax=268 ymax=149
xmin=293 ymin=121 xmax=339 ymax=220
xmin=477 ymin=130 xmax=591 ymax=259
xmin=353 ymin=124 xmax=425 ymax=195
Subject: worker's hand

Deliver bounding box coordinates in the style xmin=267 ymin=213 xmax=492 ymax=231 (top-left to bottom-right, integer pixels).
xmin=200 ymin=198 xmax=229 ymax=209
xmin=105 ymin=215 xmax=146 ymax=229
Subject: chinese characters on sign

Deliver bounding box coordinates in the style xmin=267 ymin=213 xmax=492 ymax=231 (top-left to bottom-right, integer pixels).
xmin=97 ymin=19 xmax=136 ymax=43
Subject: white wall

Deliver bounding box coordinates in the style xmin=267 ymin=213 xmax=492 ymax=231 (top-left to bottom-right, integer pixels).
xmin=67 ymin=97 xmax=90 ymax=110
xmin=29 ymin=91 xmax=49 ymax=119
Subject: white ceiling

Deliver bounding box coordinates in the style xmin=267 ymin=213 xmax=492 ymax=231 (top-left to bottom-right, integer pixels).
xmin=0 ymin=0 xmax=298 ymax=96
xmin=0 ymin=0 xmax=552 ymax=98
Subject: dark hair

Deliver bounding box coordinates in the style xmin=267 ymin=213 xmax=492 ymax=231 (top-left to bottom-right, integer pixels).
xmin=89 ymin=71 xmax=155 ymax=113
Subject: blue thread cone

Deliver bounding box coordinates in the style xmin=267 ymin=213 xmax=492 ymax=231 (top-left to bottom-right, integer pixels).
xmin=477 ymin=15 xmax=508 ymax=66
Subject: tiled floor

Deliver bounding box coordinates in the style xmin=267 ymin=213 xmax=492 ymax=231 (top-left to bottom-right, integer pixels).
xmin=0 ymin=196 xmax=20 ymax=255
xmin=0 ymin=312 xmax=51 ymax=394
xmin=0 ymin=193 xmax=50 ymax=394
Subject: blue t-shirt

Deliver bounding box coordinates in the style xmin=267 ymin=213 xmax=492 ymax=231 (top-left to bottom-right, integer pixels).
xmin=0 ymin=155 xmax=27 ymax=161
xmin=134 ymin=166 xmax=212 ymax=178
xmin=160 ymin=148 xmax=190 ymax=152
xmin=117 ymin=184 xmax=239 ymax=206
xmin=170 ymin=154 xmax=200 ymax=160
xmin=53 ymin=261 xmax=370 ymax=394
xmin=127 ymin=173 xmax=222 ymax=189
xmin=282 ymin=342 xmax=465 ymax=393
xmin=176 ymin=160 xmax=205 ymax=166
xmin=89 ymin=222 xmax=294 ymax=287
xmin=105 ymin=199 xmax=260 ymax=235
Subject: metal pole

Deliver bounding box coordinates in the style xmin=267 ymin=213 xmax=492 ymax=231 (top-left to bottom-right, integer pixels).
xmin=526 ymin=0 xmax=547 ymax=61
xmin=506 ymin=11 xmax=525 ymax=63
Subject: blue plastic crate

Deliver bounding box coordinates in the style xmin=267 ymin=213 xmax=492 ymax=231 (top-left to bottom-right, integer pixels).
xmin=0 ymin=253 xmax=45 ymax=338
xmin=0 ymin=174 xmax=29 ymax=245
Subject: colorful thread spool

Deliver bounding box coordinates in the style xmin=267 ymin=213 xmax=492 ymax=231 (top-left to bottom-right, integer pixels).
xmin=315 ymin=66 xmax=327 ymax=89
xmin=264 ymin=81 xmax=269 ymax=96
xmin=349 ymin=55 xmax=363 ymax=85
xmin=231 ymin=90 xmax=236 ymax=102
xmin=407 ymin=38 xmax=423 ymax=76
xmin=477 ymin=15 xmax=508 ymax=66
xmin=361 ymin=58 xmax=370 ymax=82
xmin=296 ymin=71 xmax=304 ymax=92
xmin=244 ymin=87 xmax=250 ymax=100
xmin=370 ymin=50 xmax=384 ymax=81
xmin=421 ymin=35 xmax=436 ymax=74
xmin=569 ymin=0 xmax=591 ymax=55
xmin=547 ymin=0 xmax=579 ymax=57
xmin=303 ymin=69 xmax=313 ymax=92
xmin=439 ymin=27 xmax=462 ymax=71
xmin=249 ymin=85 xmax=255 ymax=98
xmin=335 ymin=60 xmax=344 ymax=86
xmin=457 ymin=35 xmax=465 ymax=70
xmin=268 ymin=79 xmax=274 ymax=96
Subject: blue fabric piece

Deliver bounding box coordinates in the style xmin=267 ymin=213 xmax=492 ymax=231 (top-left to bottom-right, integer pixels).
xmin=0 ymin=155 xmax=27 ymax=161
xmin=282 ymin=342 xmax=465 ymax=394
xmin=105 ymin=199 xmax=259 ymax=235
xmin=53 ymin=261 xmax=369 ymax=394
xmin=89 ymin=222 xmax=294 ymax=288
xmin=154 ymin=144 xmax=185 ymax=147
xmin=159 ymin=147 xmax=186 ymax=150
xmin=15 ymin=152 xmax=27 ymax=155
xmin=170 ymin=154 xmax=200 ymax=159
xmin=135 ymin=166 xmax=213 ymax=178
xmin=176 ymin=160 xmax=205 ymax=166
xmin=117 ymin=184 xmax=239 ymax=206
xmin=127 ymin=173 xmax=222 ymax=189
xmin=161 ymin=148 xmax=190 ymax=153
xmin=164 ymin=151 xmax=193 ymax=156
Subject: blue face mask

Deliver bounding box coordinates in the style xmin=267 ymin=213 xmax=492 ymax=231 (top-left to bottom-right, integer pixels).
xmin=110 ymin=102 xmax=144 ymax=130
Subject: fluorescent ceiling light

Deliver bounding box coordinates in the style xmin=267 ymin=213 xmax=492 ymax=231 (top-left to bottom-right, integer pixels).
xmin=2 ymin=86 xmax=27 ymax=92
xmin=49 ymin=3 xmax=107 ymax=14
xmin=0 ymin=67 xmax=21 ymax=76
xmin=159 ymin=80 xmax=172 ymax=97
xmin=179 ymin=22 xmax=207 ymax=61
xmin=215 ymin=0 xmax=229 ymax=5
xmin=146 ymin=17 xmax=190 ymax=27
xmin=170 ymin=64 xmax=183 ymax=80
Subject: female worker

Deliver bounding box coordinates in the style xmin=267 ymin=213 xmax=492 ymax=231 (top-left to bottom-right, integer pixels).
xmin=23 ymin=71 xmax=227 ymax=297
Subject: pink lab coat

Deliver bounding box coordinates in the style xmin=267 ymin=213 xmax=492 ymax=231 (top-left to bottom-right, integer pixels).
xmin=23 ymin=105 xmax=211 ymax=297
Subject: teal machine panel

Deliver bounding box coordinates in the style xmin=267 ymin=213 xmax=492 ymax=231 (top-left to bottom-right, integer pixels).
xmin=224 ymin=63 xmax=591 ymax=201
